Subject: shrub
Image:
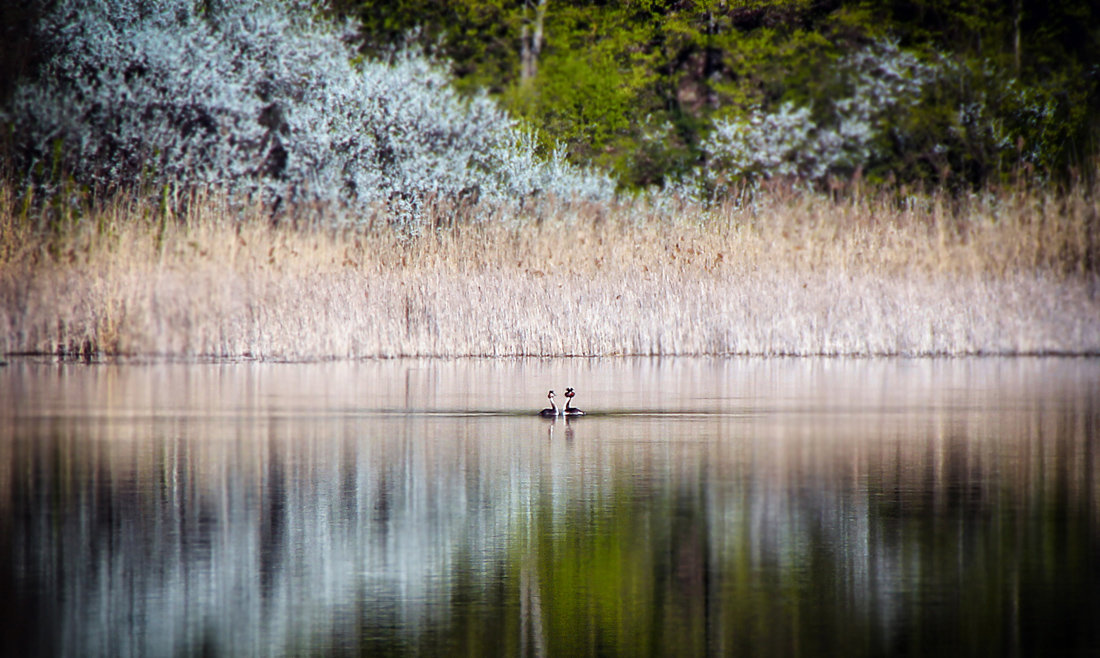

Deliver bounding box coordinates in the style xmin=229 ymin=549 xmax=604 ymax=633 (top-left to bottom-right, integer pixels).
xmin=699 ymin=39 xmax=935 ymax=190
xmin=2 ymin=0 xmax=614 ymax=223
xmin=697 ymin=37 xmax=1093 ymax=193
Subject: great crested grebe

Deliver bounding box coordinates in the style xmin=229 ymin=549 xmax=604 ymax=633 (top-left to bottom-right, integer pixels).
xmin=563 ymin=387 xmax=585 ymax=416
xmin=539 ymin=390 xmax=559 ymax=417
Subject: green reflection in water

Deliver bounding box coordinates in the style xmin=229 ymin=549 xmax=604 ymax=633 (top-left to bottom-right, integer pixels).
xmin=2 ymin=358 xmax=1098 ymax=657
xmin=413 ymin=430 xmax=1100 ymax=657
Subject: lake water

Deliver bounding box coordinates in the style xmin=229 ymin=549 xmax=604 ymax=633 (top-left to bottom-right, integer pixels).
xmin=2 ymin=357 xmax=1098 ymax=656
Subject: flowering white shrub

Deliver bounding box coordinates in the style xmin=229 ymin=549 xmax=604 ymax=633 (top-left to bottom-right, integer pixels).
xmin=3 ymin=0 xmax=614 ymax=221
xmin=701 ymin=39 xmax=937 ymax=188
xmin=703 ymin=102 xmax=825 ymax=181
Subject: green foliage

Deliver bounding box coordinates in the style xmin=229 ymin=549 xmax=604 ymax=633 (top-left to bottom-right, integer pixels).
xmin=508 ymin=51 xmax=630 ymax=160
xmin=328 ymin=0 xmax=523 ymax=94
xmin=333 ymin=0 xmax=1098 ymax=191
xmin=712 ymin=27 xmax=836 ymax=112
xmin=849 ymin=0 xmax=1099 ymax=185
xmin=882 ymin=55 xmax=1093 ymax=185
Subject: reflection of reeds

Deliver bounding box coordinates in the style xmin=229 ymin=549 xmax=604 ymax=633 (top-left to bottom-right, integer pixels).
xmin=1 ymin=183 xmax=1097 ymax=357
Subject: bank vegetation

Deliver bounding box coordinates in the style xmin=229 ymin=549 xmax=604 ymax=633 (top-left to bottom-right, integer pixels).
xmin=2 ymin=181 xmax=1096 ymax=359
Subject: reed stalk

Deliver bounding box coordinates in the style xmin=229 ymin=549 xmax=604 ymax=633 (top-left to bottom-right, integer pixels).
xmin=1 ymin=182 xmax=1097 ymax=358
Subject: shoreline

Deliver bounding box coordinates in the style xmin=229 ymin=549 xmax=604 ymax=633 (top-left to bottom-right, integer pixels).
xmin=4 ymin=352 xmax=1100 ymax=368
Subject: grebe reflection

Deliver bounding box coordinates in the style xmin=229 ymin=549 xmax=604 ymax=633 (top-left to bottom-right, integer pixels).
xmin=546 ymin=414 xmax=576 ymax=441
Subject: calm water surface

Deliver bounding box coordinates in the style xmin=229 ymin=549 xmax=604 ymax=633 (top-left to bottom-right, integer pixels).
xmin=1 ymin=357 xmax=1097 ymax=656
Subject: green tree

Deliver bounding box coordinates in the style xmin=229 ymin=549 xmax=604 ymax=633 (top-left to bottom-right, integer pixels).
xmin=334 ymin=0 xmax=1099 ymax=190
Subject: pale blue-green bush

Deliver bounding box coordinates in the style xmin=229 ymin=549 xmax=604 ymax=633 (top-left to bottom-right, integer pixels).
xmin=697 ymin=37 xmax=1079 ymax=192
xmin=3 ymin=0 xmax=614 ymax=221
xmin=700 ymin=40 xmax=935 ymax=188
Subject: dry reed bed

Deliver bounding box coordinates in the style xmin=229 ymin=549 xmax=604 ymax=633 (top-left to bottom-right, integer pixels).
xmin=1 ymin=184 xmax=1098 ymax=358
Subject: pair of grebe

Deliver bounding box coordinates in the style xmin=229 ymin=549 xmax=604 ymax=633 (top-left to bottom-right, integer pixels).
xmin=539 ymin=388 xmax=585 ymax=417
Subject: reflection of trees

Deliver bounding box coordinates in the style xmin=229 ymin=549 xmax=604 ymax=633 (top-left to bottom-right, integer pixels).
xmin=3 ymin=393 xmax=1098 ymax=656
xmin=509 ymin=406 xmax=1100 ymax=656
xmin=520 ymin=555 xmax=546 ymax=658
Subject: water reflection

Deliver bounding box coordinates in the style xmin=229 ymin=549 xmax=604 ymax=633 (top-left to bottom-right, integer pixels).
xmin=1 ymin=358 xmax=1097 ymax=656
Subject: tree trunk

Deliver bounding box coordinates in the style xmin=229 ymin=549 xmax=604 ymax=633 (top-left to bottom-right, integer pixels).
xmin=1013 ymin=0 xmax=1022 ymax=74
xmin=520 ymin=0 xmax=547 ymax=84
xmin=704 ymin=10 xmax=720 ymax=110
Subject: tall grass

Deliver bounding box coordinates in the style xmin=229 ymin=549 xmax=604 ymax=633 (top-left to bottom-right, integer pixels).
xmin=1 ymin=182 xmax=1097 ymax=359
